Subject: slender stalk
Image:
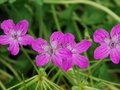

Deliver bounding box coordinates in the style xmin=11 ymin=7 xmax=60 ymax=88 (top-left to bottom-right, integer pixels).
xmin=35 ymin=81 xmax=39 ymax=90
xmin=21 ymin=74 xmax=27 ymax=90
xmin=43 ymin=80 xmax=53 ymax=90
xmin=44 ymin=0 xmax=120 ymax=22
xmin=42 ymin=80 xmax=47 ymax=90
xmin=43 ymin=77 xmax=64 ymax=90
xmin=51 ymin=5 xmax=61 ymax=31
xmin=0 ymin=55 xmax=17 ymax=64
xmin=87 ymin=59 xmax=104 ymax=71
xmin=7 ymin=75 xmax=38 ymax=90
xmin=0 ymin=58 xmax=21 ymax=81
xmin=73 ymin=21 xmax=82 ymax=40
xmin=51 ymin=69 xmax=61 ymax=82
xmin=0 ymin=81 xmax=6 ymax=90
xmin=0 ymin=69 xmax=12 ymax=79
xmin=20 ymin=46 xmax=40 ymax=75
xmin=78 ymin=71 xmax=120 ymax=87
xmin=89 ymin=59 xmax=110 ymax=63
xmin=18 ymin=78 xmax=38 ymax=90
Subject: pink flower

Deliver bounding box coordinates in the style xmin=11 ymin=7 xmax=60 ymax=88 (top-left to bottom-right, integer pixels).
xmin=32 ymin=32 xmax=66 ymax=67
xmin=60 ymin=33 xmax=92 ymax=71
xmin=0 ymin=19 xmax=34 ymax=55
xmin=94 ymin=24 xmax=120 ymax=64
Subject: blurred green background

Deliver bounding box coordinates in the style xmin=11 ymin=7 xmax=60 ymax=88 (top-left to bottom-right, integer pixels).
xmin=0 ymin=0 xmax=120 ymax=90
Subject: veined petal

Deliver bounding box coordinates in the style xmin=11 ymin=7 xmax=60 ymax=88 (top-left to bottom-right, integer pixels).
xmin=63 ymin=33 xmax=75 ymax=46
xmin=32 ymin=38 xmax=48 ymax=53
xmin=93 ymin=29 xmax=110 ymax=44
xmin=110 ymin=48 xmax=120 ymax=64
xmin=50 ymin=31 xmax=64 ymax=45
xmin=7 ymin=42 xmax=19 ymax=55
xmin=61 ymin=58 xmax=73 ymax=72
xmin=52 ymin=54 xmax=62 ymax=66
xmin=20 ymin=35 xmax=34 ymax=45
xmin=1 ymin=19 xmax=15 ymax=35
xmin=36 ymin=54 xmax=50 ymax=66
xmin=58 ymin=48 xmax=72 ymax=58
xmin=73 ymin=54 xmax=89 ymax=68
xmin=110 ymin=24 xmax=120 ymax=37
xmin=15 ymin=20 xmax=29 ymax=35
xmin=94 ymin=44 xmax=110 ymax=59
xmin=0 ymin=35 xmax=10 ymax=45
xmin=75 ymin=40 xmax=92 ymax=53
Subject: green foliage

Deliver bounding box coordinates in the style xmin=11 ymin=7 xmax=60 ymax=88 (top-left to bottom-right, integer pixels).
xmin=0 ymin=0 xmax=120 ymax=90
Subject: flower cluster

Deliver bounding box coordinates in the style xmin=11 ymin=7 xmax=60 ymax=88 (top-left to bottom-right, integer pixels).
xmin=0 ymin=19 xmax=119 ymax=72
xmin=32 ymin=32 xmax=92 ymax=71
xmin=94 ymin=24 xmax=120 ymax=64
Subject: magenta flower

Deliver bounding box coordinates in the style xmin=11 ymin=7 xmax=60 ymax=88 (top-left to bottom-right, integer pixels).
xmin=94 ymin=24 xmax=120 ymax=64
xmin=60 ymin=33 xmax=92 ymax=71
xmin=0 ymin=19 xmax=34 ymax=55
xmin=32 ymin=32 xmax=67 ymax=67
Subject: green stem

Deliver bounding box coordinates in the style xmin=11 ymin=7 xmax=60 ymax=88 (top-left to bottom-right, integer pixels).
xmin=42 ymin=80 xmax=47 ymax=90
xmin=43 ymin=77 xmax=64 ymax=90
xmin=51 ymin=5 xmax=61 ymax=31
xmin=20 ymin=46 xmax=40 ymax=75
xmin=18 ymin=78 xmax=38 ymax=90
xmin=43 ymin=80 xmax=53 ymax=90
xmin=51 ymin=69 xmax=61 ymax=82
xmin=0 ymin=69 xmax=12 ymax=79
xmin=78 ymin=71 xmax=120 ymax=87
xmin=0 ymin=81 xmax=6 ymax=90
xmin=73 ymin=21 xmax=82 ymax=40
xmin=89 ymin=59 xmax=110 ymax=63
xmin=0 ymin=55 xmax=17 ymax=64
xmin=21 ymin=74 xmax=27 ymax=90
xmin=7 ymin=75 xmax=38 ymax=90
xmin=44 ymin=0 xmax=120 ymax=22
xmin=87 ymin=59 xmax=104 ymax=71
xmin=35 ymin=81 xmax=39 ymax=90
xmin=0 ymin=58 xmax=21 ymax=81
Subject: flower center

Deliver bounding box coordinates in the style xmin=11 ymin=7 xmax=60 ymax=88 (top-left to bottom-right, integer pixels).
xmin=50 ymin=48 xmax=54 ymax=54
xmin=42 ymin=45 xmax=57 ymax=56
xmin=109 ymin=42 xmax=116 ymax=49
xmin=12 ymin=33 xmax=18 ymax=39
xmin=104 ymin=36 xmax=119 ymax=49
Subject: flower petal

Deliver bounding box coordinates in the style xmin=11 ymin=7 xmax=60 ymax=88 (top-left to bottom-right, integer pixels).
xmin=1 ymin=19 xmax=15 ymax=35
xmin=7 ymin=42 xmax=19 ymax=55
xmin=32 ymin=38 xmax=48 ymax=53
xmin=0 ymin=35 xmax=10 ymax=45
xmin=36 ymin=54 xmax=50 ymax=66
xmin=50 ymin=31 xmax=64 ymax=45
xmin=58 ymin=48 xmax=72 ymax=58
xmin=20 ymin=35 xmax=34 ymax=45
xmin=15 ymin=20 xmax=29 ymax=35
xmin=94 ymin=44 xmax=109 ymax=59
xmin=93 ymin=29 xmax=109 ymax=44
xmin=110 ymin=48 xmax=120 ymax=64
xmin=52 ymin=54 xmax=62 ymax=66
xmin=61 ymin=58 xmax=73 ymax=72
xmin=73 ymin=54 xmax=89 ymax=68
xmin=75 ymin=40 xmax=92 ymax=53
xmin=63 ymin=33 xmax=75 ymax=46
xmin=110 ymin=24 xmax=120 ymax=37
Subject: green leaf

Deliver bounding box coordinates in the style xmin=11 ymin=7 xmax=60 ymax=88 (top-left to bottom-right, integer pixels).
xmin=81 ymin=6 xmax=106 ymax=25
xmin=35 ymin=0 xmax=43 ymax=6
xmin=0 ymin=0 xmax=7 ymax=4
xmin=99 ymin=63 xmax=113 ymax=81
xmin=9 ymin=0 xmax=16 ymax=3
xmin=59 ymin=5 xmax=77 ymax=19
xmin=114 ymin=0 xmax=120 ymax=6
